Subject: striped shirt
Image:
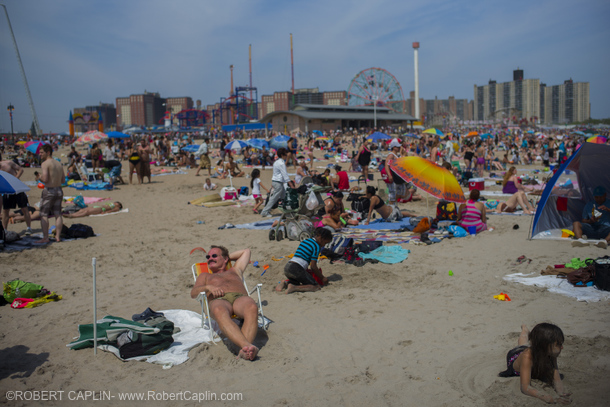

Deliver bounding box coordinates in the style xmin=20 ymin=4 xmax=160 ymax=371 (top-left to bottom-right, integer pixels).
xmin=458 ymin=200 xmax=487 ymax=233
xmin=290 ymin=238 xmax=321 ymax=269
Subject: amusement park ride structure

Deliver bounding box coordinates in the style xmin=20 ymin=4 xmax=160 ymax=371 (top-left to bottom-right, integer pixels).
xmin=347 ymin=67 xmax=406 ymax=114
xmin=218 ymin=86 xmax=258 ymax=125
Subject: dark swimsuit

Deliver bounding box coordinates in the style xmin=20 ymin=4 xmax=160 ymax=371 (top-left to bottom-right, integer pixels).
xmin=129 ymin=152 xmax=141 ymax=165
xmin=498 ymin=345 xmax=528 ymax=377
xmin=373 ymin=195 xmax=385 ymax=210
xmin=358 ymin=147 xmax=371 ymax=166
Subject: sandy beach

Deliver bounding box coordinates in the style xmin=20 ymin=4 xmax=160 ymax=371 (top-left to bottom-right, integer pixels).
xmin=1 ymin=144 xmax=609 ymax=407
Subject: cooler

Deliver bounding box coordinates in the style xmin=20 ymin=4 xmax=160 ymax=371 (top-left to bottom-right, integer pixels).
xmin=220 ymin=187 xmax=237 ymax=200
xmin=468 ymin=178 xmax=485 ymax=191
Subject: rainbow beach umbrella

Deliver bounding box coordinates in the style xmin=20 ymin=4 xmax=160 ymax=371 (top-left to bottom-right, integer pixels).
xmin=389 ymin=156 xmax=466 ymax=203
xmin=24 ymin=141 xmax=48 ymax=154
xmin=586 ymin=135 xmax=607 ymax=144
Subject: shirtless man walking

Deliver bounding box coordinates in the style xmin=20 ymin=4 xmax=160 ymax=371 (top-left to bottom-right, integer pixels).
xmin=0 ymin=156 xmax=33 ymax=235
xmin=190 ymin=246 xmax=259 ymax=360
xmin=35 ymin=145 xmax=64 ymax=243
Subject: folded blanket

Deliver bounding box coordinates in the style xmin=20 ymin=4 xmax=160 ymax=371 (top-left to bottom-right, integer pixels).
xmin=357 ymin=245 xmax=410 ymax=264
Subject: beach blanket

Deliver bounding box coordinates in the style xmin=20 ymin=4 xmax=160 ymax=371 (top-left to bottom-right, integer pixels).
xmin=1 ymin=233 xmax=99 ymax=253
xmin=66 ymin=181 xmax=112 ymax=190
xmin=102 ymin=310 xmax=221 ymax=368
xmin=234 ymin=218 xmax=280 ymax=230
xmin=151 ymin=169 xmax=187 ymax=177
xmin=503 ymin=273 xmax=610 ymax=302
xmin=357 ymin=245 xmax=410 ymax=264
xmin=350 ymin=219 xmax=413 ymax=231
xmin=68 ymin=310 xmax=220 ymax=369
xmin=64 ymin=196 xmax=110 ymax=205
xmin=487 ymin=211 xmax=533 ymax=216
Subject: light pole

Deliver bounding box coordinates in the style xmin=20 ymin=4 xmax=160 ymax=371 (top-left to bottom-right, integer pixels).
xmin=372 ymin=96 xmax=378 ymax=129
xmin=7 ymin=103 xmax=14 ymax=137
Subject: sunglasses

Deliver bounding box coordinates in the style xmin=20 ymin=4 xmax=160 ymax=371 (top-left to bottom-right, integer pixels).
xmin=206 ymin=254 xmax=219 ymax=260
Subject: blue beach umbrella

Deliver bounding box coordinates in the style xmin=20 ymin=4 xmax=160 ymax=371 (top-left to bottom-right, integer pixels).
xmin=106 ymin=131 xmax=130 ymax=139
xmin=480 ymin=133 xmax=492 ymax=140
xmin=312 ymin=130 xmax=323 ymax=137
xmin=225 ymin=140 xmax=249 ymax=150
xmin=403 ymin=133 xmax=419 ymax=139
xmin=367 ymin=132 xmax=391 ymax=142
xmin=181 ymin=144 xmax=200 ymax=153
xmin=270 ymin=134 xmax=290 ymax=150
xmin=247 ymin=138 xmax=270 ymax=150
xmin=0 ymin=170 xmax=31 ymax=194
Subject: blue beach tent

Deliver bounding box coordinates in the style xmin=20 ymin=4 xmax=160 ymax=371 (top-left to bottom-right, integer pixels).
xmin=530 ymin=143 xmax=610 ymax=239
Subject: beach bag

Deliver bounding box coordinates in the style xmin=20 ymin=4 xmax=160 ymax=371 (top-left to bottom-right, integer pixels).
xmin=565 ymin=262 xmax=595 ymax=287
xmin=118 ymin=318 xmax=175 ymax=359
xmin=435 ymin=201 xmax=458 ymax=221
xmin=350 ymin=196 xmax=370 ymax=215
xmin=3 ymin=280 xmax=43 ymax=303
xmin=357 ymin=240 xmax=383 ymax=254
xmin=239 ymin=186 xmax=249 ymax=196
xmin=413 ymin=217 xmax=431 ymax=234
xmin=593 ymin=256 xmax=610 ymax=291
xmin=306 ymin=191 xmax=318 ymax=210
xmin=73 ymin=195 xmax=86 ymax=209
xmin=448 ymin=225 xmax=468 ymax=238
xmin=67 ymin=224 xmax=95 ymax=239
xmin=323 ymin=235 xmax=353 ymax=256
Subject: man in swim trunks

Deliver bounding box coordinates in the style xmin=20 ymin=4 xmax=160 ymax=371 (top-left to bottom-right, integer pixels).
xmin=35 ymin=145 xmax=64 ymax=243
xmin=195 ymin=138 xmax=212 ymax=177
xmin=190 ymin=246 xmax=259 ymax=361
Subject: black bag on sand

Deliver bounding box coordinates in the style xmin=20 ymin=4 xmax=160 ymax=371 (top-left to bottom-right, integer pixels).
xmin=594 ymin=256 xmax=610 ymax=291
xmin=67 ymin=224 xmax=95 ymax=239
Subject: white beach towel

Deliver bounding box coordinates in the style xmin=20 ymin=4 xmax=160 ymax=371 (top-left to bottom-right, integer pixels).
xmin=504 ymin=272 xmax=610 ymax=302
xmin=99 ymin=309 xmax=220 ymax=369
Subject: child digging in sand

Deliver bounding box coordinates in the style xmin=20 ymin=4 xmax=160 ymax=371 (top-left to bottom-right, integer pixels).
xmin=499 ymin=323 xmax=571 ymax=404
xmin=275 ymin=227 xmax=332 ymax=294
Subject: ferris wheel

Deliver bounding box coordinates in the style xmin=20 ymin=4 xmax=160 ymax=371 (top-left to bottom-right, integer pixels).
xmin=347 ymin=67 xmax=405 ymax=113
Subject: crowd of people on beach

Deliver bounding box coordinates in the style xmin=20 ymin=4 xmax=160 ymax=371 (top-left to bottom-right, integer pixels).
xmin=2 ymin=124 xmax=609 ymax=402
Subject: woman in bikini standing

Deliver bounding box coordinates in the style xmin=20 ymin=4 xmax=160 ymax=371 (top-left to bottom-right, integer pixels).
xmin=127 ymin=141 xmax=142 ymax=184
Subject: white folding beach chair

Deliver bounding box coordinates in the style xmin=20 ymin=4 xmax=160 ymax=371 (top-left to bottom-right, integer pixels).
xmin=78 ymin=163 xmax=101 ymax=183
xmin=191 ymin=263 xmax=269 ymax=343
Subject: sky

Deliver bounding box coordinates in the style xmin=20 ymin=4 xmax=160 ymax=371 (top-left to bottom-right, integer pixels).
xmin=0 ymin=0 xmax=608 ymax=134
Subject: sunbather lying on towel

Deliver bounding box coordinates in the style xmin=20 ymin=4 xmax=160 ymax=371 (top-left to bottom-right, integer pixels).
xmin=363 ymin=186 xmax=416 ymax=225
xmin=64 ymin=201 xmax=123 ymax=218
xmin=190 ymin=246 xmax=259 ymax=361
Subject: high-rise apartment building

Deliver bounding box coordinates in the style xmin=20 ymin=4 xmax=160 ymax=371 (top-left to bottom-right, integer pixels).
xmin=474 ymin=70 xmax=590 ymax=125
xmin=115 ymin=91 xmax=166 ymax=130
xmin=541 ymin=80 xmax=590 ymax=125
xmin=474 ymin=73 xmax=540 ymax=122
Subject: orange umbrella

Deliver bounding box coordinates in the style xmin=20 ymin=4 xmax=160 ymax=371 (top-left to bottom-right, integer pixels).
xmin=464 ymin=131 xmax=478 ymax=138
xmin=389 ymin=156 xmax=466 ymax=203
